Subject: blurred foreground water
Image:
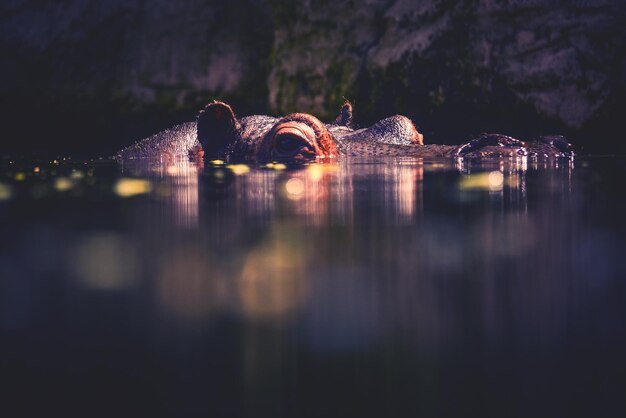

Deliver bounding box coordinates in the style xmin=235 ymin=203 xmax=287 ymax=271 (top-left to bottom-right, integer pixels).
xmin=1 ymin=156 xmax=625 ymax=418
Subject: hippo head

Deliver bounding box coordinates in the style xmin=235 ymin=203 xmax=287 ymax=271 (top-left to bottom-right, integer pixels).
xmin=196 ymin=100 xmax=426 ymax=162
xmin=256 ymin=113 xmax=339 ymax=161
xmin=197 ymin=101 xmax=341 ymax=162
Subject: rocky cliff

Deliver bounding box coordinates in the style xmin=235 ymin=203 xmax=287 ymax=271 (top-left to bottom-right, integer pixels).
xmin=1 ymin=0 xmax=624 ymax=154
xmin=269 ymin=0 xmax=625 ymax=148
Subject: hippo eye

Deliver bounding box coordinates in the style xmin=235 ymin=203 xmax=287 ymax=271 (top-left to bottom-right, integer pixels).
xmin=275 ymin=134 xmax=310 ymax=153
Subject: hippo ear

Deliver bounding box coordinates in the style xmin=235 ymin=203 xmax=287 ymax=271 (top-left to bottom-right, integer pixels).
xmin=197 ymin=101 xmax=240 ymax=156
xmin=334 ymin=100 xmax=353 ymax=127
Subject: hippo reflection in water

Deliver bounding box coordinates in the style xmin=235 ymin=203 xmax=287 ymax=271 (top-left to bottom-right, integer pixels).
xmin=116 ymin=101 xmax=573 ymax=162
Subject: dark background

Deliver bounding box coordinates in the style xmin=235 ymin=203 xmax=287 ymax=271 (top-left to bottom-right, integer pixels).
xmin=1 ymin=0 xmax=624 ymax=158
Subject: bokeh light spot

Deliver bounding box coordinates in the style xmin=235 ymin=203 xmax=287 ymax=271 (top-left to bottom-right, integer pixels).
xmin=114 ymin=178 xmax=152 ymax=197
xmin=54 ymin=177 xmax=74 ymax=192
xmin=285 ymin=177 xmax=305 ymax=199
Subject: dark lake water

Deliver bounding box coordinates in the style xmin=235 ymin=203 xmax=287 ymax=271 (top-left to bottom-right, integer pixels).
xmin=1 ymin=155 xmax=625 ymax=417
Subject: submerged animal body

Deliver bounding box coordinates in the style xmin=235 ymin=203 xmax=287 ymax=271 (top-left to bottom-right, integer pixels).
xmin=116 ymin=101 xmax=573 ymax=162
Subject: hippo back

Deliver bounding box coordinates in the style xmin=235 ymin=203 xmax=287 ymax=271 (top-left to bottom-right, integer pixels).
xmin=116 ymin=122 xmax=199 ymax=161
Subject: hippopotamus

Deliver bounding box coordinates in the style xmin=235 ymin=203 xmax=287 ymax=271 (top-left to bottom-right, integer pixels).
xmin=116 ymin=101 xmax=573 ymax=162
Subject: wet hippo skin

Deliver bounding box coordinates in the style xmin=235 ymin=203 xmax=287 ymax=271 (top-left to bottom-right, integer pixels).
xmin=117 ymin=101 xmax=574 ymax=161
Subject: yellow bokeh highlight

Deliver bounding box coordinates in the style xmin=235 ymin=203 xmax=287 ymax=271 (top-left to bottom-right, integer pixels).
xmin=0 ymin=183 xmax=11 ymax=200
xmin=227 ymin=164 xmax=250 ymax=176
xmin=306 ymin=164 xmax=337 ymax=181
xmin=54 ymin=177 xmax=74 ymax=192
xmin=459 ymin=171 xmax=504 ymax=191
xmin=70 ymin=170 xmax=84 ymax=179
xmin=285 ymin=177 xmax=305 ymax=199
xmin=265 ymin=162 xmax=287 ymax=170
xmin=239 ymin=238 xmax=308 ymax=320
xmin=114 ymin=178 xmax=152 ymax=197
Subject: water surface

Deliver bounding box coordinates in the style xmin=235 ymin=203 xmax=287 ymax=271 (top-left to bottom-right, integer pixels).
xmin=1 ymin=156 xmax=625 ymax=417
